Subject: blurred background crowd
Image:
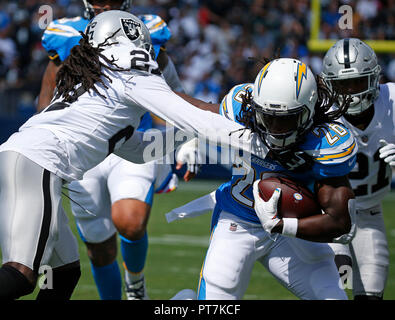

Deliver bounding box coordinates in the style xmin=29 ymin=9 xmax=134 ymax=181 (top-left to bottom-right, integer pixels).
xmin=0 ymin=0 xmax=394 ymax=122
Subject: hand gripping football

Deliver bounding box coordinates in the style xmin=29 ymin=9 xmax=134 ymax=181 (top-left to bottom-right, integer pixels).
xmin=257 ymin=175 xmax=321 ymax=219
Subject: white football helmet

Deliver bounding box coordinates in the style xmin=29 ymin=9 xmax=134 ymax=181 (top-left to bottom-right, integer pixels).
xmin=252 ymin=58 xmax=317 ymax=151
xmin=321 ymin=38 xmax=381 ymax=115
xmin=85 ymin=10 xmax=154 ymax=59
xmin=82 ymin=0 xmax=132 ymax=19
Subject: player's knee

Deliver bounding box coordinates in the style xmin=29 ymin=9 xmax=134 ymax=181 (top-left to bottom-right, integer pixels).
xmin=86 ymin=234 xmax=117 ymax=267
xmin=0 ymin=265 xmax=36 ymax=300
xmin=112 ymin=200 xmax=149 ymax=241
xmin=118 ymin=222 xmax=146 ymax=241
xmin=202 ymin=263 xmax=239 ymax=298
xmin=310 ymin=264 xmax=348 ymax=300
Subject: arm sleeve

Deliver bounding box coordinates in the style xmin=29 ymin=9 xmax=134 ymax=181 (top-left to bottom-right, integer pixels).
xmin=162 ymin=56 xmax=184 ymax=92
xmin=114 ymin=126 xmax=193 ymax=163
xmin=139 ymin=14 xmax=172 ymax=59
xmin=124 ymin=74 xmax=268 ymax=159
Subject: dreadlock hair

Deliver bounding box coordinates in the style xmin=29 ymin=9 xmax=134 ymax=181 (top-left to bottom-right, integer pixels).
xmin=235 ymin=56 xmax=271 ymax=131
xmin=55 ymin=29 xmax=128 ymax=103
xmin=312 ymin=74 xmax=352 ymax=126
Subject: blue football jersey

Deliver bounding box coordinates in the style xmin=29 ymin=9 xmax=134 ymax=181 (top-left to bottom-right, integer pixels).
xmin=42 ymin=16 xmax=88 ymax=62
xmin=138 ymin=14 xmax=171 ymax=59
xmin=41 ymin=14 xmax=171 ymax=131
xmin=215 ymin=83 xmax=357 ymax=224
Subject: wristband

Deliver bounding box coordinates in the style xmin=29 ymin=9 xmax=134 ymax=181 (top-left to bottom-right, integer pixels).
xmin=282 ymin=218 xmax=298 ymax=237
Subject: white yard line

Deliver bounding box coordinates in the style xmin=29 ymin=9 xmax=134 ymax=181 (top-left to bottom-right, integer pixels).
xmin=175 ymin=179 xmax=226 ymax=192
xmin=149 ymin=234 xmax=210 ymax=247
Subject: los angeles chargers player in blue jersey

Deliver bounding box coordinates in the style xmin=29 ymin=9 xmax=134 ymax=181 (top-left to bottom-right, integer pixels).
xmin=190 ymin=58 xmax=358 ymax=299
xmin=37 ymin=1 xmax=190 ymax=300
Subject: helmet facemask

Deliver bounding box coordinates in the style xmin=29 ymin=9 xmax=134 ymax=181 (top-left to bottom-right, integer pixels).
xmin=325 ymin=65 xmax=381 ymax=115
xmin=82 ymin=0 xmax=132 ymax=19
xmin=253 ymin=102 xmax=313 ymax=151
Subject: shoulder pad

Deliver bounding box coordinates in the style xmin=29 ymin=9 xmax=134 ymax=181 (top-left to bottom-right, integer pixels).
xmin=301 ymin=123 xmax=357 ymax=165
xmin=379 ymin=83 xmax=395 ymax=104
xmin=219 ymin=83 xmax=253 ymax=124
xmin=138 ymin=14 xmax=171 ymax=58
xmin=42 ymin=17 xmax=89 ymax=62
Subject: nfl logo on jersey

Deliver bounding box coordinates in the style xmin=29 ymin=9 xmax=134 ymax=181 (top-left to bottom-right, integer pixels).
xmin=121 ymin=18 xmax=141 ymax=41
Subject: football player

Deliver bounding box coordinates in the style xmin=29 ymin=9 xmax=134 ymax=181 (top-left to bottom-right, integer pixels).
xmin=0 ymin=11 xmax=259 ymax=300
xmin=321 ymin=38 xmax=395 ymax=300
xmin=170 ymin=58 xmax=357 ymax=300
xmin=38 ymin=0 xmax=189 ymax=300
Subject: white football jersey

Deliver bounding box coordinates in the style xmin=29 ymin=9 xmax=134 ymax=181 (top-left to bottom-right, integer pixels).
xmin=0 ymin=40 xmax=259 ymax=182
xmin=339 ymin=83 xmax=395 ymax=210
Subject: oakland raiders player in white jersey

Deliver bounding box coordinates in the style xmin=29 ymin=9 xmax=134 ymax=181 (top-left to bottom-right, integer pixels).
xmin=38 ymin=0 xmax=192 ymax=300
xmin=322 ymin=38 xmax=395 ymax=300
xmin=0 ymin=11 xmax=263 ymax=300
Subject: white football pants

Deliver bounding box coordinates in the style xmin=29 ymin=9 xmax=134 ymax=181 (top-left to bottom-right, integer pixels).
xmin=68 ymin=153 xmax=175 ymax=243
xmin=198 ymin=211 xmax=348 ymax=300
xmin=350 ymin=205 xmax=389 ymax=297
xmin=0 ymin=151 xmax=79 ymax=271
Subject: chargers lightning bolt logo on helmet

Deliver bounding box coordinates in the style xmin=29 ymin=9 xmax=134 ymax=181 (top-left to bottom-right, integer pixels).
xmin=257 ymin=61 xmax=272 ymax=95
xmin=296 ymin=62 xmax=308 ymax=99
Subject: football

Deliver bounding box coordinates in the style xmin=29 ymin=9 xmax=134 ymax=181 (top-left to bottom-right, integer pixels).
xmin=257 ymin=175 xmax=322 ymax=219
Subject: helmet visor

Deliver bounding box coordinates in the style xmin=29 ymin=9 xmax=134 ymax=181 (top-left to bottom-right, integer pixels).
xmin=255 ymin=106 xmax=310 ymax=136
xmin=330 ymin=76 xmax=369 ymax=95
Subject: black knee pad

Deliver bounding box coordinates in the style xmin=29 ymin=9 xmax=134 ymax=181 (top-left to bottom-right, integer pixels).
xmin=0 ymin=265 xmax=35 ymax=300
xmin=36 ymin=264 xmax=81 ymax=300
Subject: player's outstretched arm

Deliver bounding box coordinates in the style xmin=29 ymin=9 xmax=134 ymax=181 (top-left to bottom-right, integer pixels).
xmin=174 ymin=92 xmax=220 ymax=114
xmin=125 ymin=74 xmax=268 ymax=159
xmin=37 ymin=60 xmax=61 ymax=112
xmin=114 ymin=126 xmax=194 ymax=164
xmin=271 ymin=176 xmax=355 ymax=242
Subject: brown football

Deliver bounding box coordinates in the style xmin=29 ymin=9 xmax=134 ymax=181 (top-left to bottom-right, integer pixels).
xmin=258 ymin=175 xmax=322 ymax=219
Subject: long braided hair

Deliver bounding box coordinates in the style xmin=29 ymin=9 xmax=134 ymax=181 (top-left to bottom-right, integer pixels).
xmin=55 ymin=29 xmax=127 ymax=103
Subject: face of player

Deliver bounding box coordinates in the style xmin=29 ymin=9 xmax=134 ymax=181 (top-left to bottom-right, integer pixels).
xmin=89 ymin=0 xmax=125 ymax=15
xmin=257 ymin=113 xmax=298 ymax=135
xmin=256 ymin=107 xmax=308 ymax=135
xmin=330 ymin=76 xmax=369 ymax=95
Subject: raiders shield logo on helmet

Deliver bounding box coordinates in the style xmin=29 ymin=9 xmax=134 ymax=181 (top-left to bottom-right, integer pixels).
xmin=121 ymin=18 xmax=141 ymax=41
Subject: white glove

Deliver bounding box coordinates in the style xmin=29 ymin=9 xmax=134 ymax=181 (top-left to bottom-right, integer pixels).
xmin=332 ymin=199 xmax=356 ymax=244
xmin=252 ymin=180 xmax=281 ymax=233
xmin=379 ymin=139 xmax=395 ymax=167
xmin=175 ymin=137 xmax=202 ymax=175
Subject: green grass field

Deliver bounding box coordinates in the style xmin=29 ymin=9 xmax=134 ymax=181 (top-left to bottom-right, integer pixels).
xmin=15 ymin=179 xmax=395 ymax=300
